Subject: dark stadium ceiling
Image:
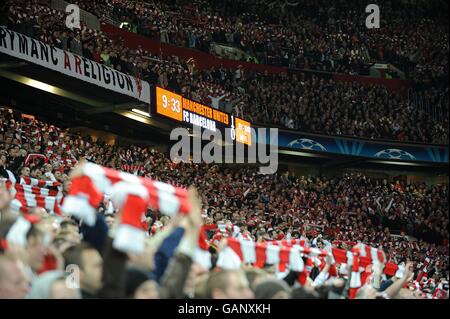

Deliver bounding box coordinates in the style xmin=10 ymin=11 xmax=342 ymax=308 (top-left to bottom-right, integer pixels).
xmin=0 ymin=53 xmax=172 ymax=142
xmin=0 ymin=54 xmax=160 ymax=114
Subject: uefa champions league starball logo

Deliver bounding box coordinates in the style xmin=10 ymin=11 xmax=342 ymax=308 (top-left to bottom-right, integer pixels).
xmin=287 ymin=138 xmax=327 ymax=152
xmin=374 ymin=149 xmax=416 ymax=160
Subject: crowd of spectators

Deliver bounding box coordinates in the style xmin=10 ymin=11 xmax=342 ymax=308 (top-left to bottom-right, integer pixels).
xmin=235 ymin=72 xmax=448 ymax=143
xmin=4 ymin=1 xmax=449 ymax=144
xmin=6 ymin=1 xmax=243 ymax=114
xmin=73 ymin=0 xmax=449 ymax=81
xmin=0 ymin=107 xmax=448 ymax=299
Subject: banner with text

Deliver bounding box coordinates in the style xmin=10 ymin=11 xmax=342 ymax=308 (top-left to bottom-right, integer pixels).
xmin=0 ymin=27 xmax=150 ymax=103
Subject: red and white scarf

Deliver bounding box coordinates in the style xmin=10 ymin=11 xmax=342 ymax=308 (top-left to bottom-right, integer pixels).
xmin=416 ymin=257 xmax=431 ymax=282
xmin=216 ymin=237 xmax=401 ymax=298
xmin=217 ymin=237 xmax=328 ymax=272
xmin=5 ymin=178 xmax=62 ymax=216
xmin=20 ymin=176 xmax=59 ymax=188
xmin=10 ymin=192 xmax=62 ymax=216
xmin=62 ymin=162 xmax=192 ymax=254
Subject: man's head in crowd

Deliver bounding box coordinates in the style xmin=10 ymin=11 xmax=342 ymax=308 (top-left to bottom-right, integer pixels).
xmin=35 ymin=214 xmax=59 ymax=240
xmin=8 ymin=146 xmax=17 ymax=158
xmin=63 ymin=180 xmax=72 ymax=193
xmin=184 ymin=262 xmax=209 ymax=297
xmin=253 ymin=278 xmax=291 ymax=299
xmin=56 ymin=229 xmax=81 ymax=247
xmin=53 ymin=169 xmax=62 ymax=182
xmin=0 ymin=255 xmax=29 ymax=299
xmin=205 ymin=269 xmax=254 ymax=299
xmin=42 ymin=163 xmax=52 ymax=174
xmin=20 ymin=166 xmax=30 ymax=178
xmin=125 ymin=268 xmax=159 ymax=299
xmin=18 ymin=148 xmax=27 ymax=157
xmin=60 ymin=219 xmax=79 ymax=235
xmin=245 ymin=267 xmax=270 ymax=290
xmin=63 ymin=242 xmax=103 ymax=296
xmin=104 ymin=214 xmax=115 ymax=228
xmin=30 ymin=167 xmax=42 ymax=179
xmin=0 ymin=154 xmax=7 ymax=166
xmin=26 ymin=225 xmax=47 ymax=273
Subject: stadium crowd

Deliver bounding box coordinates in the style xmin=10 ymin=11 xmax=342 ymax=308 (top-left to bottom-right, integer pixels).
xmin=1 ymin=0 xmax=448 ymax=299
xmin=0 ymin=107 xmax=448 ymax=299
xmin=74 ymin=0 xmax=449 ymax=80
xmin=4 ymin=0 xmax=449 ymax=144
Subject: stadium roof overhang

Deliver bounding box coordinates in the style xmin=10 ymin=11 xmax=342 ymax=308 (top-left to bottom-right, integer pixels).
xmin=0 ymin=53 xmax=173 ymax=142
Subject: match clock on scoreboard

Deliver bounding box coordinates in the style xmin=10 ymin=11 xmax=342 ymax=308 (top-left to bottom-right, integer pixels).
xmin=155 ymin=86 xmax=183 ymax=122
xmin=154 ymin=86 xmax=252 ymax=146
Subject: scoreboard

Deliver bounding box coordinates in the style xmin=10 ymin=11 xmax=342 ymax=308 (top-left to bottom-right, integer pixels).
xmin=234 ymin=117 xmax=252 ymax=146
xmin=154 ymin=86 xmax=252 ymax=146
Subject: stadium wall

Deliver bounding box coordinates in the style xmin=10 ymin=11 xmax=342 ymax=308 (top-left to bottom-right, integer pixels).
xmin=332 ymin=73 xmax=412 ymax=94
xmin=101 ymin=23 xmax=413 ymax=93
xmin=100 ymin=23 xmax=286 ymax=75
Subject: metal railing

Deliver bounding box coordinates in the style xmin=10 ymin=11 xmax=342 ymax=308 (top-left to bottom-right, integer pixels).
xmin=409 ymin=87 xmax=448 ymax=122
xmin=103 ymin=15 xmax=121 ymax=28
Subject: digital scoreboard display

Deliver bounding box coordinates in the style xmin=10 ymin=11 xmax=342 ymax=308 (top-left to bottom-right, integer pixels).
xmin=154 ymin=86 xmax=252 ymax=145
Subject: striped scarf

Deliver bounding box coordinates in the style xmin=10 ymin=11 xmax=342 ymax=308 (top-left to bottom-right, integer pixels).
xmin=416 ymin=257 xmax=431 ymax=282
xmin=216 ymin=237 xmax=402 ymax=298
xmin=5 ymin=178 xmax=63 ymax=216
xmin=62 ymin=162 xmax=192 ymax=254
xmin=20 ymin=176 xmax=59 ymax=188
